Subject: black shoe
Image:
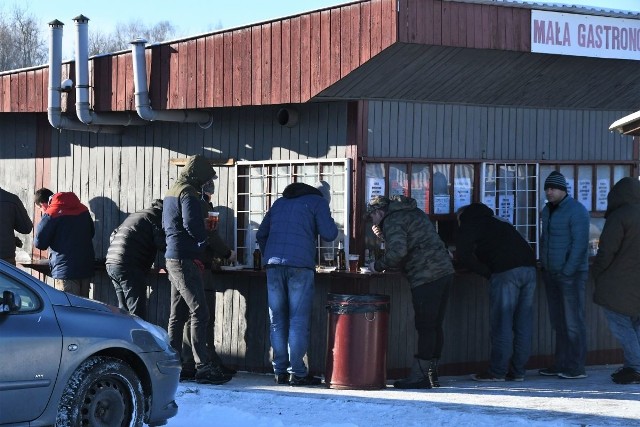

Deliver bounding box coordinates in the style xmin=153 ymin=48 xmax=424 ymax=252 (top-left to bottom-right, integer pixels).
xmin=219 ymin=364 xmax=237 ymax=376
xmin=612 ymin=367 xmax=640 ymax=384
xmin=393 ymin=377 xmax=432 ymax=389
xmin=275 ymin=373 xmax=289 ymax=384
xmin=289 ymin=374 xmax=322 ymax=386
xmin=180 ymin=365 xmax=196 ymax=382
xmin=195 ymin=364 xmax=232 ymax=385
xmin=538 ymin=367 xmax=561 ymax=376
xmin=393 ymin=358 xmax=432 ymax=389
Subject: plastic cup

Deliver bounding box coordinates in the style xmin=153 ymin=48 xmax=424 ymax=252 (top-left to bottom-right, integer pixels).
xmin=207 ymin=211 xmax=220 ymax=230
xmin=348 ymin=254 xmax=360 ymax=272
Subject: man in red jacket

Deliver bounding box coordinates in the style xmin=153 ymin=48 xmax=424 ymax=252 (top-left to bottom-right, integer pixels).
xmin=34 ymin=188 xmax=95 ymax=297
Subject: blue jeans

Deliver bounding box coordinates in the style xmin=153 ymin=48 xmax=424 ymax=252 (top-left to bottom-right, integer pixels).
xmin=166 ymin=258 xmax=210 ymax=368
xmin=488 ymin=266 xmax=537 ymax=377
xmin=106 ymin=263 xmax=148 ymax=319
xmin=543 ymin=270 xmax=588 ymax=375
xmin=266 ymin=265 xmax=315 ymax=377
xmin=603 ymin=308 xmax=640 ymax=372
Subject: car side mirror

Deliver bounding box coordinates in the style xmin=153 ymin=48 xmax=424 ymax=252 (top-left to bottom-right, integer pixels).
xmin=0 ymin=290 xmax=21 ymax=313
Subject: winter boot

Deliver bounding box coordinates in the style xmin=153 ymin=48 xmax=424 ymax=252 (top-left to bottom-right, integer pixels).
xmin=393 ymin=358 xmax=432 ymax=389
xmin=427 ymin=359 xmax=440 ymax=388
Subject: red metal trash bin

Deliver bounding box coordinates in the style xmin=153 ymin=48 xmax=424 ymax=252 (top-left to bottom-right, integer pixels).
xmin=325 ymin=293 xmax=390 ymax=390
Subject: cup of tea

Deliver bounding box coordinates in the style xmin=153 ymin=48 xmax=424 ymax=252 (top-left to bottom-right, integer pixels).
xmin=348 ymin=254 xmax=360 ymax=273
xmin=206 ymin=211 xmax=220 ymax=230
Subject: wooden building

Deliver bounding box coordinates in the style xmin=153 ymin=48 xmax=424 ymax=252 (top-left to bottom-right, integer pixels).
xmin=1 ymin=0 xmax=639 ymax=377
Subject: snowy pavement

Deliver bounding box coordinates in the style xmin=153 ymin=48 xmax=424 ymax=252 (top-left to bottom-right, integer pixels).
xmin=169 ymin=364 xmax=640 ymax=426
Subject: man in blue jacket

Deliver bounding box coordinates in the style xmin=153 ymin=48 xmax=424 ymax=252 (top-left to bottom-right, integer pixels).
xmin=257 ymin=182 xmax=338 ymax=386
xmin=539 ymin=171 xmax=590 ymax=379
xmin=34 ymin=188 xmax=95 ymax=297
xmin=163 ymin=154 xmax=231 ymax=385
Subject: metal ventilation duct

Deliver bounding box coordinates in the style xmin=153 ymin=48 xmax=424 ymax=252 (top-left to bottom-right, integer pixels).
xmin=73 ymin=15 xmax=147 ymax=127
xmin=47 ymin=20 xmax=122 ymax=134
xmin=131 ymin=38 xmax=213 ymax=128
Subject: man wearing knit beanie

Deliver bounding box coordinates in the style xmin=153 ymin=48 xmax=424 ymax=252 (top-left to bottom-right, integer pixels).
xmin=544 ymin=171 xmax=568 ymax=192
xmin=539 ymin=171 xmax=590 ymax=379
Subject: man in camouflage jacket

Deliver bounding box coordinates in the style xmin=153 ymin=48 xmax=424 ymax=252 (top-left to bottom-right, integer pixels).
xmin=366 ymin=195 xmax=454 ymax=390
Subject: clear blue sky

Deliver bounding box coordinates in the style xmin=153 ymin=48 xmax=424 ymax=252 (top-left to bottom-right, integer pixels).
xmin=9 ymin=0 xmax=640 ymax=58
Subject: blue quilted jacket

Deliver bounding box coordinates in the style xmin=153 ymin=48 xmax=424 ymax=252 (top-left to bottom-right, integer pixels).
xmin=540 ymin=195 xmax=590 ymax=275
xmin=256 ymin=183 xmax=338 ymax=269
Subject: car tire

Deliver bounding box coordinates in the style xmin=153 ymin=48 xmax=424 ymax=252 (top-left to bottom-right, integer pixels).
xmin=56 ymin=356 xmax=145 ymax=427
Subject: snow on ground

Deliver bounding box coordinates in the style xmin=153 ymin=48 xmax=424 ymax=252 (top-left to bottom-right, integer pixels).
xmin=166 ymin=364 xmax=640 ymax=426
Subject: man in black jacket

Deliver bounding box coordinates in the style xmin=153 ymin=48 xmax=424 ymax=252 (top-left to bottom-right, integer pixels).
xmin=456 ymin=203 xmax=537 ymax=382
xmin=0 ymin=186 xmax=33 ymax=265
xmin=105 ymin=199 xmax=165 ymax=320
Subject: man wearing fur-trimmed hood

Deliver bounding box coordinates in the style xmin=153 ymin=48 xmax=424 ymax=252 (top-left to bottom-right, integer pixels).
xmin=163 ymin=154 xmax=231 ymax=385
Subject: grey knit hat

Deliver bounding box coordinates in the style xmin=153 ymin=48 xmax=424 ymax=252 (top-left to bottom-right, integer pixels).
xmin=544 ymin=171 xmax=567 ymax=192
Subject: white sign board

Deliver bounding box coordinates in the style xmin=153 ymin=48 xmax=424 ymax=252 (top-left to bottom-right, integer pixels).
xmin=532 ymin=10 xmax=640 ymax=60
xmin=366 ymin=178 xmax=385 ymax=203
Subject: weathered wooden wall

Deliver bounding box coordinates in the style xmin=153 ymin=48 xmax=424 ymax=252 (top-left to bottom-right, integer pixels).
xmin=367 ymin=100 xmax=635 ymax=161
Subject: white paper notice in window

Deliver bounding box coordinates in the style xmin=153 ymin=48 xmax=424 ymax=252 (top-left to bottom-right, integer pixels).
xmin=577 ymin=179 xmax=592 ymax=211
xmin=482 ymin=195 xmax=496 ymax=212
xmin=434 ymin=195 xmax=450 ymax=214
xmin=596 ymin=178 xmax=610 ymax=211
xmin=366 ymin=178 xmax=385 ymax=203
xmin=454 ymin=177 xmax=472 ymax=213
xmin=497 ymin=194 xmax=514 ymax=224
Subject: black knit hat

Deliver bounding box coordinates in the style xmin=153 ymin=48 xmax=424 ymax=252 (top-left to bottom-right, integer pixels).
xmin=544 ymin=171 xmax=567 ymax=192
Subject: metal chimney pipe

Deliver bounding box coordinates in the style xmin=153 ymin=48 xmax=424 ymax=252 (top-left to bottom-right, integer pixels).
xmin=73 ymin=15 xmax=146 ymax=126
xmin=47 ymin=19 xmax=122 ymax=134
xmin=131 ymin=38 xmax=213 ymax=128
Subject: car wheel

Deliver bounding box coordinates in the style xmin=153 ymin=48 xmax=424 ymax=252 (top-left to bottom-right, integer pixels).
xmin=56 ymin=356 xmax=144 ymax=427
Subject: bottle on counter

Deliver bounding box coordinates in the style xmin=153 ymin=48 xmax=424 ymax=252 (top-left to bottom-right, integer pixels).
xmin=336 ymin=240 xmax=347 ymax=270
xmin=252 ymin=241 xmax=262 ymax=270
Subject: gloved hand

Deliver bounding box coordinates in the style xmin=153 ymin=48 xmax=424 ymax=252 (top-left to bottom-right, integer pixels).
xmin=193 ymin=259 xmax=205 ymax=272
xmin=227 ymin=250 xmax=237 ymax=263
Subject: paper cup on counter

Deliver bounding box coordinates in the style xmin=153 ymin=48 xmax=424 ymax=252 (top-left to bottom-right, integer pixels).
xmin=348 ymin=254 xmax=360 ymax=272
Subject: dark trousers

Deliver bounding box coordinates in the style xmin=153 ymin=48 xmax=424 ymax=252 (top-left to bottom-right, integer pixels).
xmin=181 ymin=270 xmax=223 ymax=368
xmin=106 ymin=263 xmax=148 ymax=320
xmin=166 ymin=258 xmax=210 ymax=369
xmin=411 ymin=274 xmax=453 ymax=360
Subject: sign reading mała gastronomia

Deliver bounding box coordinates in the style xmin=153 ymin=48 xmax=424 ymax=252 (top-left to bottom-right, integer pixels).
xmin=531 ymin=10 xmax=640 ymax=60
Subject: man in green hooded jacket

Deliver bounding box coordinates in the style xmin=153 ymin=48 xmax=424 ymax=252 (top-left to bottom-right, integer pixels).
xmin=366 ymin=195 xmax=454 ymax=389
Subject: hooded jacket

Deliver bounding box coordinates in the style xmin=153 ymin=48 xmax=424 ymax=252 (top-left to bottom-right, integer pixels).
xmin=540 ymin=193 xmax=590 ymax=275
xmin=163 ymin=155 xmax=216 ymax=259
xmin=106 ymin=199 xmax=165 ymax=270
xmin=456 ymin=203 xmax=536 ymax=279
xmin=256 ymin=182 xmax=338 ymax=269
xmin=34 ymin=192 xmax=95 ymax=279
xmin=0 ymin=187 xmax=33 ymax=259
xmin=592 ymin=177 xmax=640 ymax=316
xmin=374 ymin=195 xmax=453 ymax=288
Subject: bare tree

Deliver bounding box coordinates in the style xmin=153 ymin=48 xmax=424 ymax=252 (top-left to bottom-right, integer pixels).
xmin=0 ymin=5 xmax=46 ymax=71
xmin=88 ymin=19 xmax=176 ymax=56
xmin=12 ymin=7 xmax=46 ymax=68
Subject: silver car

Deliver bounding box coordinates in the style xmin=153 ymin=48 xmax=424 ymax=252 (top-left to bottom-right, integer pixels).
xmin=0 ymin=260 xmax=180 ymax=426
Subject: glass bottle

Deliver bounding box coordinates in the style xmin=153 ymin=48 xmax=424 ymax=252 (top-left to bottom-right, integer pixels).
xmin=252 ymin=241 xmax=261 ymax=270
xmin=336 ymin=240 xmax=347 ymax=270
xmin=379 ymin=240 xmax=386 ymax=257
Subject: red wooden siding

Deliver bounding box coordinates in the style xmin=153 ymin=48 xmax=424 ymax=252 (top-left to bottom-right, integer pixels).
xmin=398 ymin=0 xmax=531 ymax=51
xmin=0 ymin=0 xmax=397 ymax=114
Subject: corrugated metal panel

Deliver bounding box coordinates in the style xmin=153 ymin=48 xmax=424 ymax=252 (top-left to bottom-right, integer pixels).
xmin=367 ymin=100 xmax=635 ymax=161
